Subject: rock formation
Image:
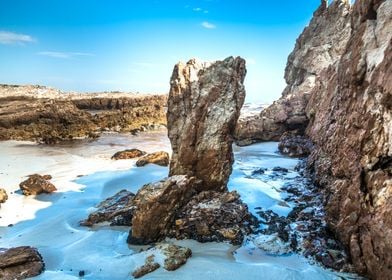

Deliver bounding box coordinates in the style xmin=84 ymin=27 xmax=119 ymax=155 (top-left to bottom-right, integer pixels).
xmin=0 ymin=84 xmax=167 ymax=144
xmin=19 ymin=174 xmax=57 ymax=195
xmin=235 ymin=0 xmax=352 ymax=144
xmin=111 ymin=149 xmax=146 ymax=160
xmin=0 ymin=188 xmax=8 ymax=204
xmin=135 ymin=151 xmax=170 ymax=167
xmin=128 ymin=176 xmax=197 ymax=245
xmin=0 ymin=246 xmax=45 ymax=279
xmin=304 ymin=0 xmax=392 ymax=278
xmin=168 ymin=56 xmax=246 ymax=191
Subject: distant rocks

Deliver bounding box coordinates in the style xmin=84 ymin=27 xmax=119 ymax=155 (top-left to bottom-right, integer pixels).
xmin=171 ymin=191 xmax=257 ymax=245
xmin=111 ymin=149 xmax=146 ymax=160
xmin=80 ymin=189 xmax=135 ymax=227
xmin=135 ymin=151 xmax=170 ymax=167
xmin=19 ymin=174 xmax=57 ymax=195
xmin=0 ymin=188 xmax=8 ymax=204
xmin=0 ymin=246 xmax=45 ymax=279
xmin=128 ymin=176 xmax=197 ymax=245
xmin=168 ymin=57 xmax=246 ymax=191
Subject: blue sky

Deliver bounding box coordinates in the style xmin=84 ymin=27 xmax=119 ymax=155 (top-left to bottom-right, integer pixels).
xmin=0 ymin=0 xmax=320 ymax=103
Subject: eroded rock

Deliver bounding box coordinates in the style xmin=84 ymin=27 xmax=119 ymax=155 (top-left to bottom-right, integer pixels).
xmin=278 ymin=134 xmax=313 ymax=157
xmin=19 ymin=174 xmax=57 ymax=195
xmin=128 ymin=176 xmax=197 ymax=245
xmin=0 ymin=246 xmax=45 ymax=280
xmin=168 ymin=56 xmax=246 ymax=191
xmin=111 ymin=149 xmax=146 ymax=160
xmin=0 ymin=188 xmax=8 ymax=203
xmin=131 ymin=255 xmax=160 ymax=279
xmin=80 ymin=189 xmax=135 ymax=226
xmin=136 ymin=151 xmax=169 ymax=167
xmin=170 ymin=191 xmax=257 ymax=245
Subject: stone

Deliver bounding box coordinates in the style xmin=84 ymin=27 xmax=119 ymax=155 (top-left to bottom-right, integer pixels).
xmin=159 ymin=244 xmax=192 ymax=271
xmin=168 ymin=56 xmax=246 ymax=191
xmin=170 ymin=191 xmax=257 ymax=245
xmin=131 ymin=255 xmax=160 ymax=279
xmin=127 ymin=176 xmax=197 ymax=245
xmin=0 ymin=246 xmax=45 ymax=279
xmin=253 ymin=234 xmax=291 ymax=255
xmin=0 ymin=188 xmax=8 ymax=203
xmin=135 ymin=151 xmax=169 ymax=167
xmin=80 ymin=189 xmax=135 ymax=226
xmin=111 ymin=149 xmax=146 ymax=160
xmin=19 ymin=174 xmax=57 ymax=195
xmin=235 ymin=0 xmax=352 ymax=144
xmin=278 ymin=134 xmax=313 ymax=158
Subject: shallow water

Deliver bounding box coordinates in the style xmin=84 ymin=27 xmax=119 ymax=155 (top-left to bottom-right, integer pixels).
xmin=0 ymin=131 xmax=356 ymax=279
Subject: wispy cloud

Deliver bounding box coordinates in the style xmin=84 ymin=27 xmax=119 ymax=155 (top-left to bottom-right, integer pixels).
xmin=0 ymin=31 xmax=35 ymax=45
xmin=201 ymin=21 xmax=216 ymax=29
xmin=192 ymin=7 xmax=209 ymax=13
xmin=37 ymin=51 xmax=94 ymax=59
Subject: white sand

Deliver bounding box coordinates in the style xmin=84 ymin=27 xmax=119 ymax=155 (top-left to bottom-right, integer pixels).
xmin=0 ymin=132 xmax=357 ymax=279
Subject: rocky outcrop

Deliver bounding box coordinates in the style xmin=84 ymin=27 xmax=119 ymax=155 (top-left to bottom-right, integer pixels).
xmin=128 ymin=176 xmax=197 ymax=245
xmin=304 ymin=0 xmax=392 ymax=278
xmin=19 ymin=174 xmax=57 ymax=195
xmin=0 ymin=246 xmax=45 ymax=280
xmin=111 ymin=149 xmax=146 ymax=160
xmin=135 ymin=151 xmax=170 ymax=167
xmin=0 ymin=188 xmax=8 ymax=204
xmin=80 ymin=190 xmax=135 ymax=226
xmin=278 ymin=134 xmax=313 ymax=158
xmin=169 ymin=191 xmax=257 ymax=245
xmin=0 ymin=84 xmax=167 ymax=144
xmin=235 ymin=0 xmax=352 ymax=144
xmin=168 ymin=57 xmax=246 ymax=191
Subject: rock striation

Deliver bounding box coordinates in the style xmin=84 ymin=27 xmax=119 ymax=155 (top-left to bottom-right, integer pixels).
xmin=0 ymin=84 xmax=167 ymax=144
xmin=168 ymin=57 xmax=246 ymax=191
xmin=0 ymin=246 xmax=45 ymax=279
xmin=235 ymin=0 xmax=352 ymax=144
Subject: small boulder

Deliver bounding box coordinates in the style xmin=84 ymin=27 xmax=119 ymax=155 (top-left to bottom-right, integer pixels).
xmin=111 ymin=149 xmax=146 ymax=160
xmin=0 ymin=188 xmax=8 ymax=203
xmin=128 ymin=175 xmax=197 ymax=245
xmin=278 ymin=134 xmax=313 ymax=158
xmin=80 ymin=189 xmax=135 ymax=227
xmin=19 ymin=174 xmax=57 ymax=195
xmin=132 ymin=255 xmax=160 ymax=279
xmin=0 ymin=246 xmax=45 ymax=279
xmin=136 ymin=151 xmax=170 ymax=167
xmin=253 ymin=234 xmax=292 ymax=255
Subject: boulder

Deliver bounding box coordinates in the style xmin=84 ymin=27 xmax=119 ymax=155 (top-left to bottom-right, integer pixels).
xmin=80 ymin=189 xmax=135 ymax=226
xmin=127 ymin=175 xmax=197 ymax=245
xmin=111 ymin=149 xmax=146 ymax=160
xmin=168 ymin=56 xmax=246 ymax=191
xmin=136 ymin=151 xmax=169 ymax=167
xmin=170 ymin=191 xmax=257 ymax=245
xmin=0 ymin=188 xmax=8 ymax=203
xmin=0 ymin=246 xmax=45 ymax=280
xmin=19 ymin=174 xmax=57 ymax=195
xmin=278 ymin=134 xmax=313 ymax=157
xmin=131 ymin=255 xmax=160 ymax=279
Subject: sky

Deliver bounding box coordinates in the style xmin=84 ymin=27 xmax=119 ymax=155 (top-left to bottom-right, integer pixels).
xmin=0 ymin=0 xmax=321 ymax=104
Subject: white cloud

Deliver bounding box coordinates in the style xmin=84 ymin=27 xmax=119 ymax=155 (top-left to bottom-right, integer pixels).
xmin=0 ymin=31 xmax=35 ymax=45
xmin=37 ymin=51 xmax=94 ymax=59
xmin=193 ymin=7 xmax=202 ymax=12
xmin=201 ymin=21 xmax=216 ymax=29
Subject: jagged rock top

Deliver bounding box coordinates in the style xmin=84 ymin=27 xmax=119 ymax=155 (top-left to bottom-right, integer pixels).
xmin=168 ymin=56 xmax=246 ymax=191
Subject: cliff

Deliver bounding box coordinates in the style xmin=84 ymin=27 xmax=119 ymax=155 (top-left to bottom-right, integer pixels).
xmin=0 ymin=84 xmax=167 ymax=143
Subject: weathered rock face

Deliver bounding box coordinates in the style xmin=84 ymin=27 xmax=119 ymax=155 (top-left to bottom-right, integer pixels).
xmin=278 ymin=134 xmax=313 ymax=158
xmin=0 ymin=246 xmax=45 ymax=280
xmin=80 ymin=189 xmax=135 ymax=226
xmin=136 ymin=151 xmax=170 ymax=167
xmin=0 ymin=85 xmax=167 ymax=144
xmin=128 ymin=176 xmax=197 ymax=245
xmin=19 ymin=174 xmax=57 ymax=195
xmin=168 ymin=57 xmax=246 ymax=191
xmin=170 ymin=191 xmax=257 ymax=245
xmin=111 ymin=149 xmax=146 ymax=160
xmin=235 ymin=0 xmax=352 ymax=144
xmin=304 ymin=0 xmax=392 ymax=278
